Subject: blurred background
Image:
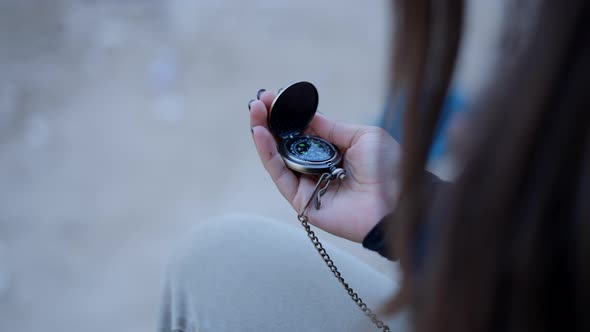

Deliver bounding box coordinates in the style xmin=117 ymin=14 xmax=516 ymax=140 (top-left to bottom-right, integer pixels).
xmin=0 ymin=1 xmax=503 ymax=331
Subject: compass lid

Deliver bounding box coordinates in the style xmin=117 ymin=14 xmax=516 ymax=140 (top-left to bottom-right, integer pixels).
xmin=269 ymin=81 xmax=319 ymax=139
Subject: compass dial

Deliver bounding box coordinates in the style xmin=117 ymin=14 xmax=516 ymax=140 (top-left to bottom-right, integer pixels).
xmin=288 ymin=137 xmax=336 ymax=162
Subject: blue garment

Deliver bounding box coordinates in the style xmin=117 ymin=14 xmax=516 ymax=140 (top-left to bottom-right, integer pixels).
xmin=364 ymin=90 xmax=466 ymax=261
xmin=380 ymin=91 xmax=467 ymax=162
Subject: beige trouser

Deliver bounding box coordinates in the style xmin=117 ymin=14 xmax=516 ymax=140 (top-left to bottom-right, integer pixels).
xmin=158 ymin=215 xmax=409 ymax=332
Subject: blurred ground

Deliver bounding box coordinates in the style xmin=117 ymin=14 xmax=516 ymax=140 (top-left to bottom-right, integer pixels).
xmin=0 ymin=1 xmax=503 ymax=331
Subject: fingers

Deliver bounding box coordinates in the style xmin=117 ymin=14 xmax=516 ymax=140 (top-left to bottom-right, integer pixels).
xmin=249 ymin=90 xmax=276 ymax=130
xmin=258 ymin=90 xmax=276 ymax=111
xmin=307 ymin=112 xmax=366 ymax=150
xmin=250 ymin=99 xmax=269 ymax=130
xmin=251 ymin=125 xmax=299 ymax=203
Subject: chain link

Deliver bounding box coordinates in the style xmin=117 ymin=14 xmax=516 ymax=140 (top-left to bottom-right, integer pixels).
xmin=296 ymin=168 xmax=391 ymax=332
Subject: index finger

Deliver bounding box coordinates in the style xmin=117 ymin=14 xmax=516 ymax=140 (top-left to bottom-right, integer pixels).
xmin=249 ymin=90 xmax=277 ymax=131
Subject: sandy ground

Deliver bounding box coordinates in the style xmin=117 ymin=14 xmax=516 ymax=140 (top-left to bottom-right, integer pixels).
xmin=0 ymin=1 xmax=503 ymax=331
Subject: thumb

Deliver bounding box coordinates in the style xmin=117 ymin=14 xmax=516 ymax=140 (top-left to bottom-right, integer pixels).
xmin=307 ymin=113 xmax=366 ymax=151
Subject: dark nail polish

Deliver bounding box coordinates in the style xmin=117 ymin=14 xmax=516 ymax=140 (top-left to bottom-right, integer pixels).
xmin=250 ymin=127 xmax=255 ymax=134
xmin=248 ymin=99 xmax=255 ymax=111
xmin=256 ymin=89 xmax=266 ymax=100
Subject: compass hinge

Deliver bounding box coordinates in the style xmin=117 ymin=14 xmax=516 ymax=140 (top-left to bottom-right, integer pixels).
xmin=280 ymin=131 xmax=300 ymax=140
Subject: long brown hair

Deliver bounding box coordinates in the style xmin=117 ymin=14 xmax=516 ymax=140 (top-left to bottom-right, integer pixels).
xmin=385 ymin=1 xmax=590 ymax=332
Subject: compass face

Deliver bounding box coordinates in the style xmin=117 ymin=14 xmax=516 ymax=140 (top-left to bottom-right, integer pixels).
xmin=278 ymin=135 xmax=342 ymax=174
xmin=288 ymin=137 xmax=336 ymax=162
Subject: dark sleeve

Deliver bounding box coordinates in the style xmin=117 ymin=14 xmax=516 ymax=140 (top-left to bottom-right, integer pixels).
xmin=362 ymin=171 xmax=448 ymax=260
xmin=362 ymin=218 xmax=391 ymax=259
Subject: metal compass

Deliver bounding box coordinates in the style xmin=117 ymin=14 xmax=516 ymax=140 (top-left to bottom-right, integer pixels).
xmin=269 ymin=81 xmax=342 ymax=174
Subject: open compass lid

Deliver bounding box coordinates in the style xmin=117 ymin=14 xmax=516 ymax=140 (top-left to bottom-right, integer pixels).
xmin=269 ymin=81 xmax=319 ymax=139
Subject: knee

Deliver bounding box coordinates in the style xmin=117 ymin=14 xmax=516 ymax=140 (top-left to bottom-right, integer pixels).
xmin=163 ymin=215 xmax=300 ymax=283
xmin=169 ymin=214 xmax=286 ymax=258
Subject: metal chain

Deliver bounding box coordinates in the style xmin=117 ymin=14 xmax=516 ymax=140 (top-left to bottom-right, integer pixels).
xmin=297 ymin=168 xmax=391 ymax=332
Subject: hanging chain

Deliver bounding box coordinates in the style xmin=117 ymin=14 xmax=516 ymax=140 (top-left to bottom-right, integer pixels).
xmin=297 ymin=167 xmax=391 ymax=332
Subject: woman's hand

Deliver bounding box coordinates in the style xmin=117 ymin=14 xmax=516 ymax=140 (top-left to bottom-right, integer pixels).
xmin=250 ymin=90 xmax=402 ymax=242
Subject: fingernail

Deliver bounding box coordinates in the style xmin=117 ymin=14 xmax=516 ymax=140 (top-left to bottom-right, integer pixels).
xmin=256 ymin=89 xmax=266 ymax=100
xmin=248 ymin=99 xmax=255 ymax=111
